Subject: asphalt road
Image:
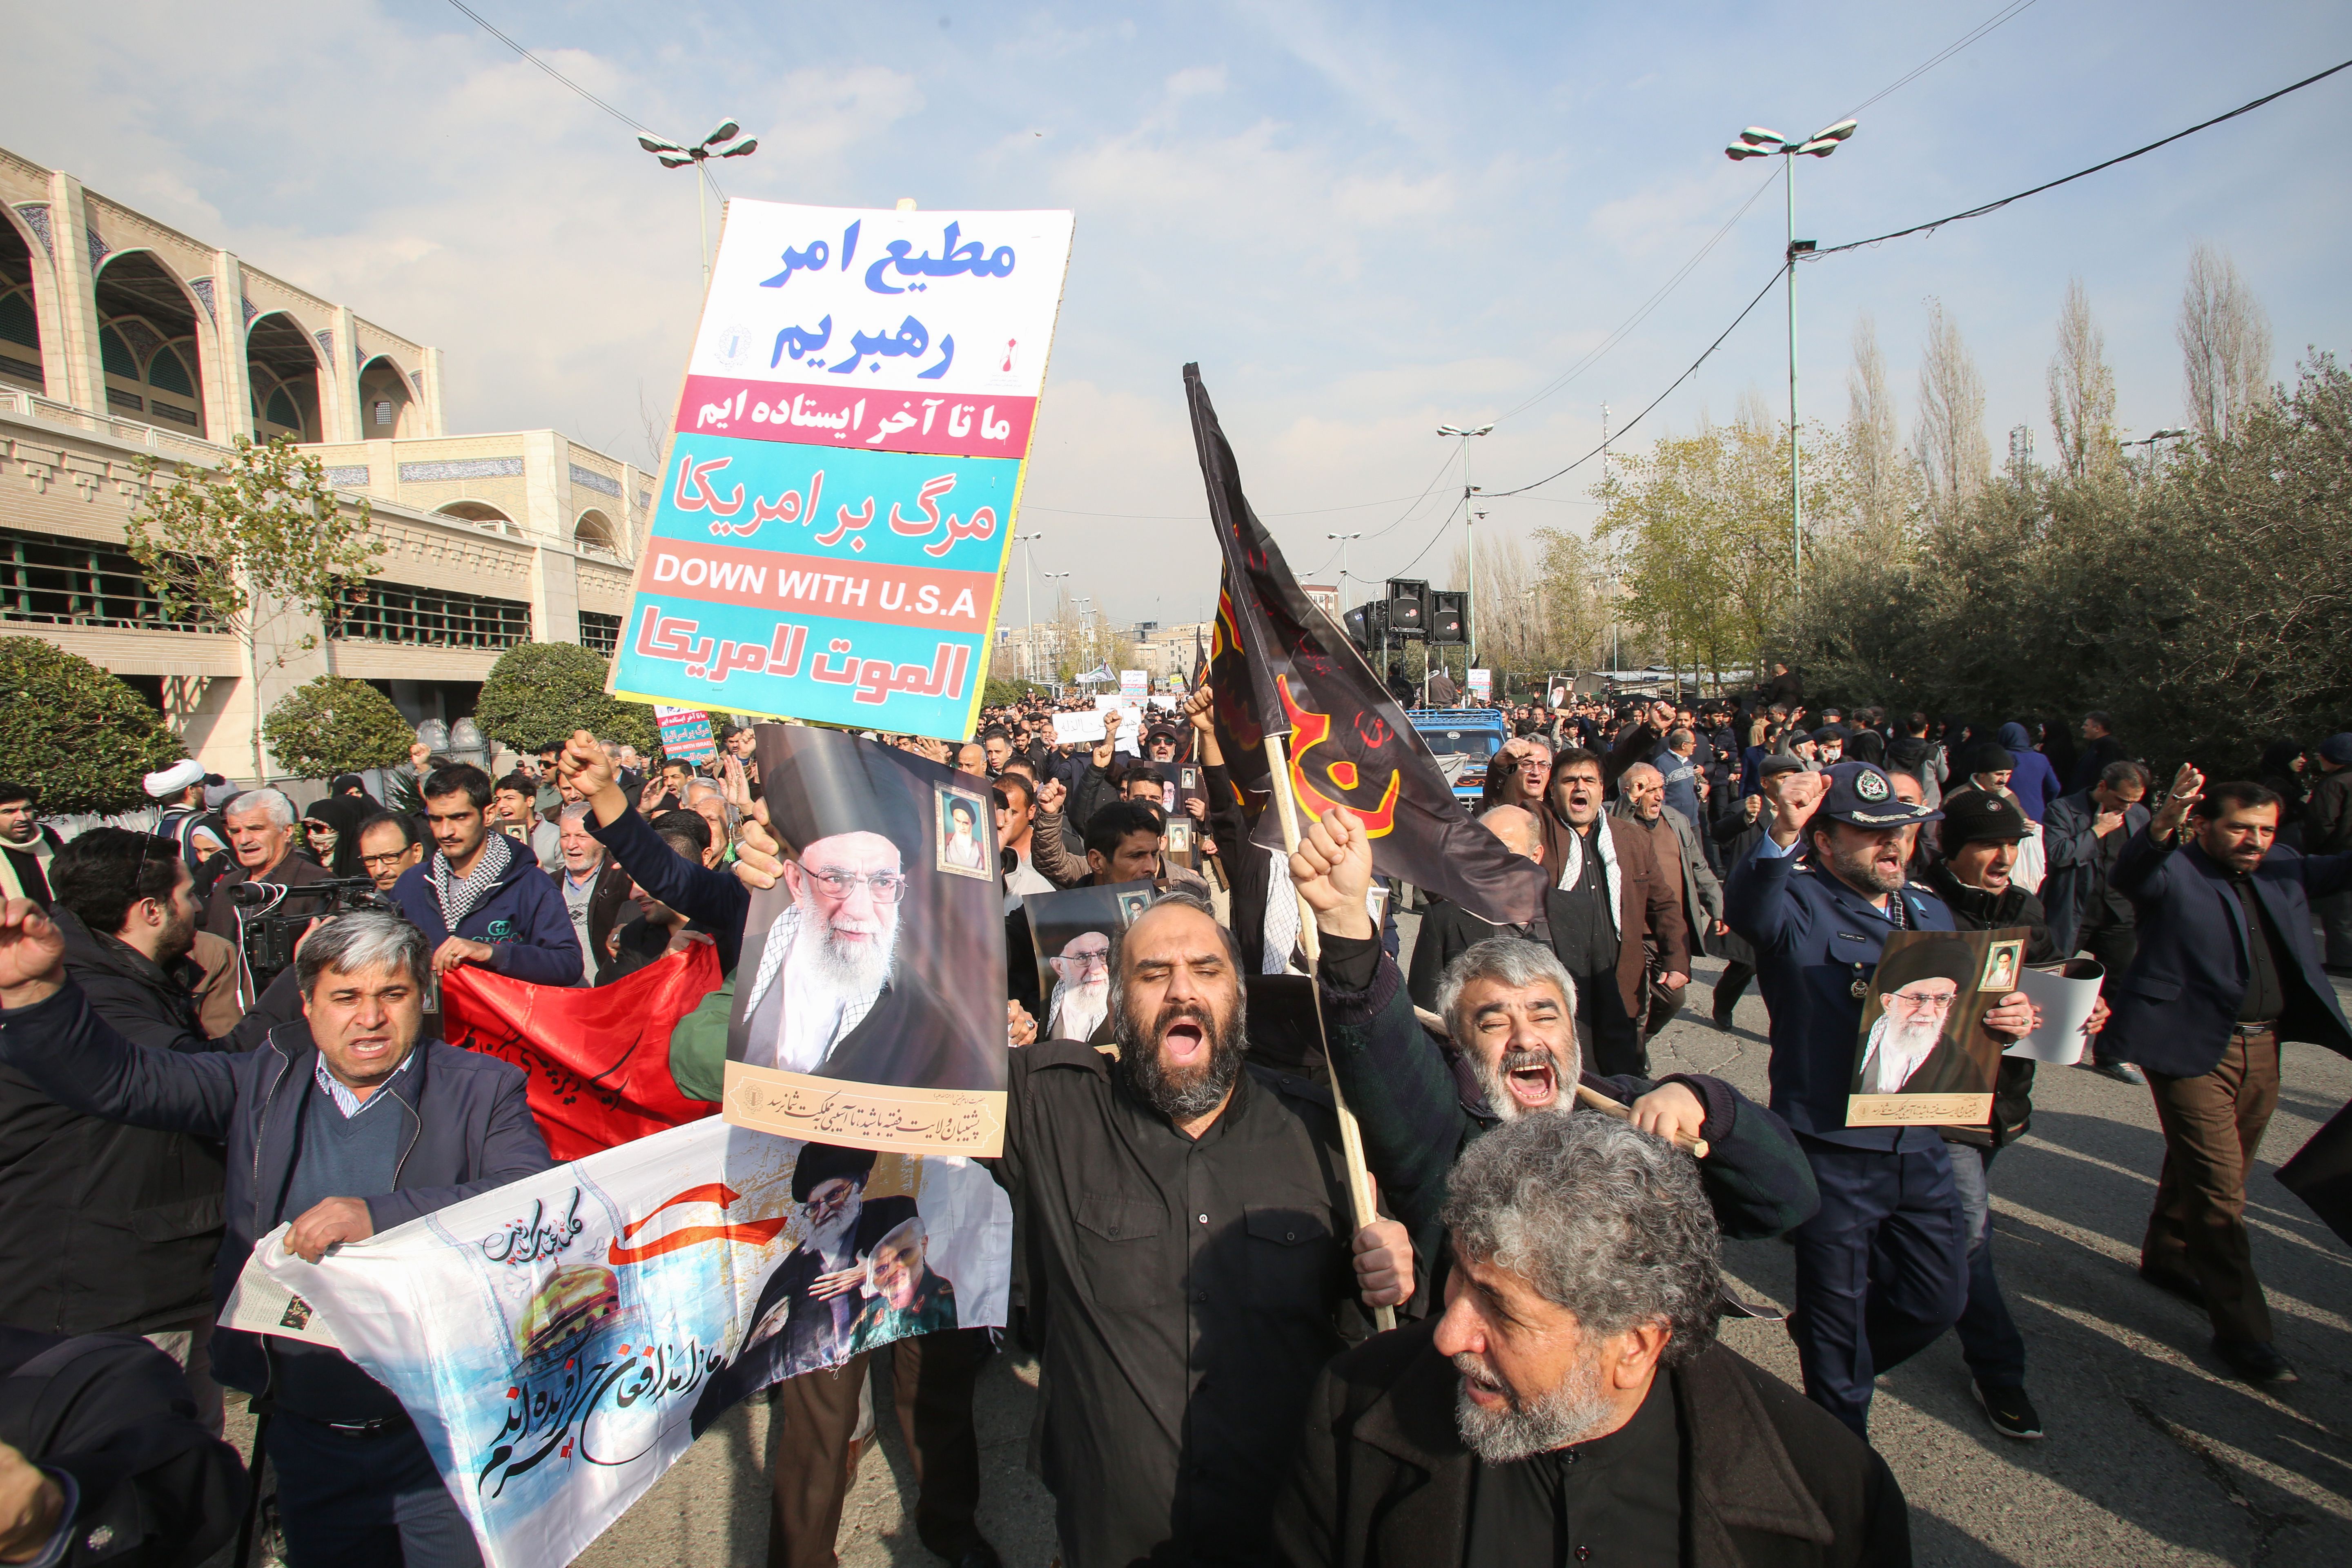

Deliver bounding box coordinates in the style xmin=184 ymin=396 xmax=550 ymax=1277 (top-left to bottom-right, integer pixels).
xmin=227 ymin=916 xmax=2352 ymax=1567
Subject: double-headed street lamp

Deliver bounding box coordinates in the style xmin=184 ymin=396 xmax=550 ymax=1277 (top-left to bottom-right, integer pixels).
xmin=1015 ymin=532 xmax=1045 ymax=681
xmin=636 ymin=119 xmax=760 ymax=286
xmin=1437 ymin=423 xmax=1493 ymax=664
xmin=1726 ymin=116 xmax=1857 ymax=599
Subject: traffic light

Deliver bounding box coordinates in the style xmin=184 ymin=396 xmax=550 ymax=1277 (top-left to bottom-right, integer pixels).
xmin=1428 ymin=590 xmax=1467 ymax=644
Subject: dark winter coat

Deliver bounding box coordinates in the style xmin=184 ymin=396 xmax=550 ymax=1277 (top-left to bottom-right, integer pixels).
xmin=0 ymin=983 xmax=551 ymax=1421
xmin=388 ymin=833 xmax=583 ymax=986
xmin=0 ymin=911 xmax=291 ymax=1336
xmin=1273 ymin=1319 xmax=1911 ymax=1568
xmin=1920 ymin=861 xmax=2051 ymax=1150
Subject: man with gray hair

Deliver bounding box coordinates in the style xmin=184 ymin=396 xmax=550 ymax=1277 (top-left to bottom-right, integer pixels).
xmin=0 ymin=901 xmax=551 ymax=1566
xmin=1291 ymin=804 xmax=1815 ymax=1267
xmin=1276 ymin=1112 xmax=1910 ymax=1566
xmin=202 ymin=787 xmax=331 ymax=940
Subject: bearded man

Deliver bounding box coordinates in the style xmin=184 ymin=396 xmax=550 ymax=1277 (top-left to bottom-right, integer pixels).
xmin=1286 ymin=805 xmax=1815 ymax=1276
xmin=992 ymin=891 xmax=1415 ymax=1566
xmin=1275 ymin=1113 xmax=1911 ymax=1568
xmin=1855 ymin=939 xmax=1983 ymax=1096
xmin=729 ymin=736 xmax=992 ymax=1091
xmin=1043 ymin=929 xmax=1112 ymax=1043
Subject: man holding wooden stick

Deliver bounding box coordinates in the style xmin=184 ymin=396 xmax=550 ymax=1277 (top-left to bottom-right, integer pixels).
xmin=1285 ymin=803 xmax=1819 ymax=1272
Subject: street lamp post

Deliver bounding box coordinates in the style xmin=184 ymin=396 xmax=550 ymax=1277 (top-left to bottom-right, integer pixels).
xmin=1437 ymin=423 xmax=1493 ymax=672
xmin=1326 ymin=531 xmax=1362 ymax=616
xmin=636 ymin=120 xmax=760 ymax=287
xmin=1015 ymin=532 xmax=1044 ymax=682
xmin=1043 ymin=572 xmax=1070 ymax=682
xmin=1725 ymin=116 xmax=1856 ymax=600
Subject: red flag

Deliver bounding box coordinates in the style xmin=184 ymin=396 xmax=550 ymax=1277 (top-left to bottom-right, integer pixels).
xmin=441 ymin=944 xmax=722 ymax=1161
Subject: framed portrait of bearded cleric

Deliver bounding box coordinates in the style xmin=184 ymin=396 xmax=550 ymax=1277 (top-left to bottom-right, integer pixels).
xmin=1022 ymin=880 xmax=1158 ymax=1047
xmin=725 ymin=725 xmax=1008 ymax=1156
xmin=1845 ymin=926 xmax=2033 ymax=1128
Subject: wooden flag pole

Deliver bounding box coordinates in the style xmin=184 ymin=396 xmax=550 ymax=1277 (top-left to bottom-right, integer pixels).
xmin=1263 ymin=730 xmax=1396 ymax=1334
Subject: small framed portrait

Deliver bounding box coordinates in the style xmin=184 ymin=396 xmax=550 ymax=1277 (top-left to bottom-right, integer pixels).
xmin=1163 ymin=814 xmax=1197 ymax=869
xmin=1366 ymin=882 xmax=1392 ymax=929
xmin=1980 ymin=938 xmax=2024 ymax=995
xmin=1178 ymin=765 xmax=1202 ymax=795
xmin=933 ymin=783 xmax=993 ymax=880
xmin=1115 ymin=887 xmax=1157 ymax=926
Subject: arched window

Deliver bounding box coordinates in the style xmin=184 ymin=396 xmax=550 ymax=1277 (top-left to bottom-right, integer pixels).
xmin=575 ymin=510 xmax=617 ymax=552
xmin=0 ymin=290 xmax=35 ymax=350
xmin=147 ymin=343 xmax=195 ymax=397
xmin=265 ymin=386 xmax=302 ymax=430
xmin=100 ymin=325 xmax=138 ymax=379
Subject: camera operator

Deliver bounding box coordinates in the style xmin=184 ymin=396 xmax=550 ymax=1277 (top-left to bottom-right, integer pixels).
xmin=0 ymin=831 xmax=307 ymax=1435
xmin=0 ymin=904 xmax=552 ymax=1566
xmin=385 ymin=764 xmax=580 ymax=984
xmin=201 ymin=791 xmax=330 ymax=942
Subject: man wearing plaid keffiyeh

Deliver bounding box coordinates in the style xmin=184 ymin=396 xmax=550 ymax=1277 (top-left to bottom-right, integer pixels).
xmin=385 ymin=763 xmax=582 ymax=988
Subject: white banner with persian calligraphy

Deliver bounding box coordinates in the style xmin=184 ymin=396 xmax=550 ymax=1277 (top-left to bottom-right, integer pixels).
xmin=230 ymin=1116 xmax=1010 ymax=1568
xmin=612 ymin=200 xmax=1075 ymax=740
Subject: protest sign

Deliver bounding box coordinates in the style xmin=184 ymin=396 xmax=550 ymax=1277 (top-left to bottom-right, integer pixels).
xmin=1023 ymin=880 xmax=1158 ymax=1043
xmin=1468 ymin=668 xmax=1492 ymax=702
xmin=443 ymin=944 xmax=722 ymax=1160
xmin=611 ymin=201 xmax=1075 ymax=740
xmin=655 ymin=706 xmax=718 ymax=764
xmin=1050 ymin=709 xmax=1106 ymax=745
xmin=2003 ymin=958 xmax=2105 ymax=1066
xmin=725 ymin=725 xmax=1008 ymax=1156
xmin=1846 ymin=927 xmax=2031 ymax=1127
xmin=1120 ymin=668 xmax=1147 ymax=698
xmin=229 ymin=1116 xmax=1010 ymax=1568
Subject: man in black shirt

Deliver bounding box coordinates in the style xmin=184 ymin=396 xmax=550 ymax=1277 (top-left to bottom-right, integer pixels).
xmin=2043 ymin=761 xmax=2153 ymax=1083
xmin=2105 ymin=768 xmax=2352 ymax=1384
xmin=998 ymin=891 xmax=1414 ymax=1566
xmin=1275 ymin=1111 xmax=1909 ymax=1568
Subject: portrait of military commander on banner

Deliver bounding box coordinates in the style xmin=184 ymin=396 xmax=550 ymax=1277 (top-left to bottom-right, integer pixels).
xmin=729 ymin=725 xmax=1004 ymax=1093
xmin=1852 ymin=933 xmax=2001 ymax=1099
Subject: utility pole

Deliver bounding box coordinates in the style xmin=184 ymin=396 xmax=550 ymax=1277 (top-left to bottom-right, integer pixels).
xmin=1015 ymin=532 xmax=1043 ymax=682
xmin=1726 ymin=117 xmax=1856 ymax=602
xmin=1438 ymin=423 xmax=1493 ymax=669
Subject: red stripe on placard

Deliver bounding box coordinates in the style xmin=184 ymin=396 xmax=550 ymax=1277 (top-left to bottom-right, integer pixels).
xmin=675 ymin=376 xmax=1037 ymax=459
xmin=641 ymin=538 xmax=995 ymax=633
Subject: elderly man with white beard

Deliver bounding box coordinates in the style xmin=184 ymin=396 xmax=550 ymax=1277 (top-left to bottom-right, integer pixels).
xmin=1274 ymin=1113 xmax=1912 ymax=1568
xmin=1285 ymin=804 xmax=1817 ymax=1276
xmin=1043 ymin=929 xmax=1112 ymax=1043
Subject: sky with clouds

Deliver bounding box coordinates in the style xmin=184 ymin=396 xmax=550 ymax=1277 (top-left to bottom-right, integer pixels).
xmin=7 ymin=1 xmax=2347 ymax=627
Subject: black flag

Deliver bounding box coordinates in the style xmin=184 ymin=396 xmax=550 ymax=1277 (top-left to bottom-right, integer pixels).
xmin=1184 ymin=364 xmax=1544 ymax=927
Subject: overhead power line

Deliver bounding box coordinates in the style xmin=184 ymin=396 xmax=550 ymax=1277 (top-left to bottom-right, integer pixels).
xmin=1835 ymin=0 xmax=2039 ymax=122
xmin=1813 ymin=56 xmax=2352 ymax=257
xmin=1485 ymin=264 xmax=1787 ymax=498
xmin=439 ymin=0 xmax=730 ymax=199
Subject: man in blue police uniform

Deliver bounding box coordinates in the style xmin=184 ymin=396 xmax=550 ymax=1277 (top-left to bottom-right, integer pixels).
xmin=1726 ymin=760 xmax=2038 ymax=1438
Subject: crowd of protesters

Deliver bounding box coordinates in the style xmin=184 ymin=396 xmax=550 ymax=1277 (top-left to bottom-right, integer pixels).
xmin=0 ymin=653 xmax=2345 ymax=1568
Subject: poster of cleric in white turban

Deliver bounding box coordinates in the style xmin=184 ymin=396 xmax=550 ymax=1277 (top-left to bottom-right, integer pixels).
xmin=1022 ymin=880 xmax=1160 ymax=1046
xmin=1846 ymin=927 xmax=2031 ymax=1127
xmin=724 ymin=725 xmax=1007 ymax=1156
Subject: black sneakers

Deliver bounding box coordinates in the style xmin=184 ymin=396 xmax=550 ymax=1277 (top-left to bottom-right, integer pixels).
xmin=1974 ymin=1381 xmax=2044 ymax=1440
xmin=2213 ymin=1337 xmax=2299 ymax=1385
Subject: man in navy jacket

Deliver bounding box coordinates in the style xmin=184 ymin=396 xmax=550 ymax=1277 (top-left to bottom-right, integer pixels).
xmin=0 ymin=904 xmax=552 ymax=1566
xmin=388 ymin=763 xmax=581 ymax=988
xmin=2103 ymin=766 xmax=2352 ymax=1384
xmin=1726 ymin=761 xmax=2037 ymax=1438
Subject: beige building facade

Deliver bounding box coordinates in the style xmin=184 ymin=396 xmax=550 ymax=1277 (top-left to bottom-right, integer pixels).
xmin=1 ymin=145 xmax=653 ymax=782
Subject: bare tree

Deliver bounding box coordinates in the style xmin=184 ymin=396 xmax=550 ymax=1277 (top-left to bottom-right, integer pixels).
xmin=2047 ymin=278 xmax=2118 ymax=480
xmin=1913 ymin=299 xmax=1989 ymax=520
xmin=2177 ymin=243 xmax=2274 ymax=443
xmin=1843 ymin=312 xmax=1907 ymax=533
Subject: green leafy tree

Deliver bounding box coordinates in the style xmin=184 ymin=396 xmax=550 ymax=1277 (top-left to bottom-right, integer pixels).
xmin=262 ymin=676 xmax=416 ymax=779
xmin=124 ymin=436 xmax=380 ymax=780
xmin=0 ymin=637 xmax=180 ymax=814
xmin=474 ymin=641 xmax=659 ymax=755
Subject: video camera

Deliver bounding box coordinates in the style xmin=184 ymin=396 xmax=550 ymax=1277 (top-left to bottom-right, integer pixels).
xmin=227 ymin=877 xmax=392 ymax=997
